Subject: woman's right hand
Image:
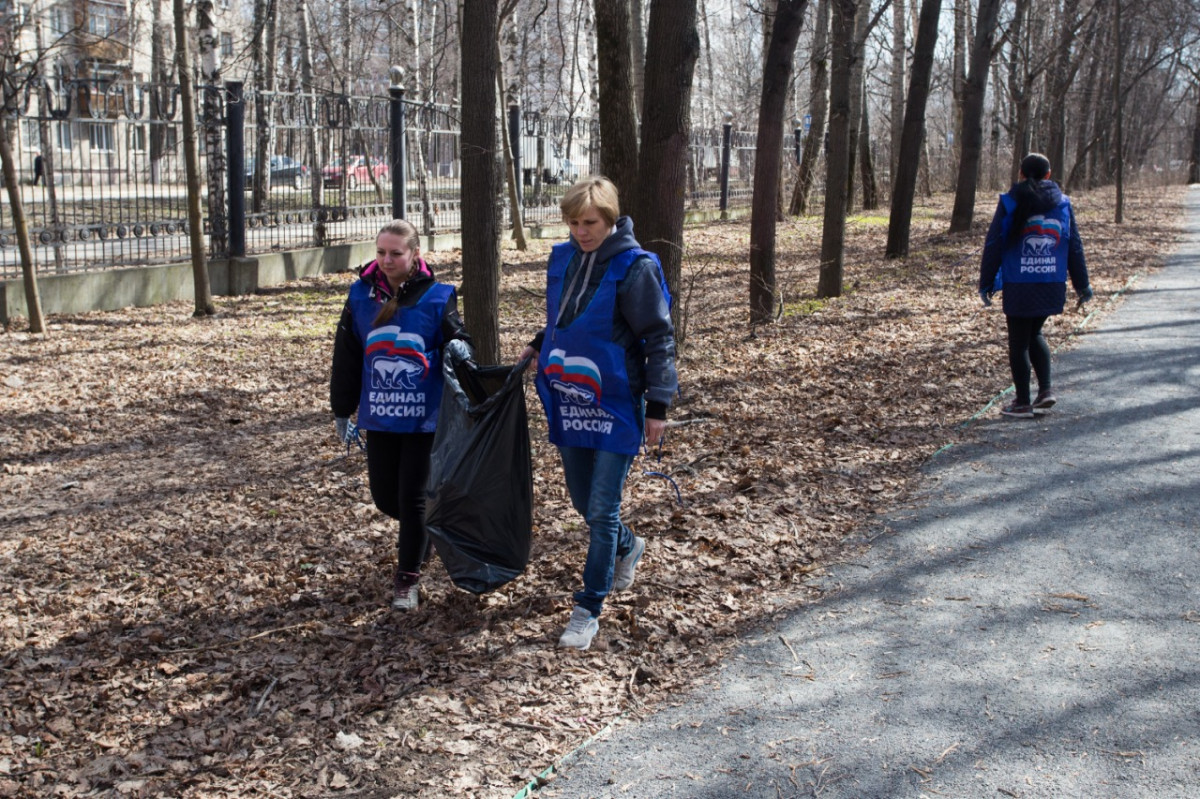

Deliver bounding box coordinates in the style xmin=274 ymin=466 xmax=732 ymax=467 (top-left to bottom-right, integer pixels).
xmin=519 ymin=345 xmax=537 ymax=370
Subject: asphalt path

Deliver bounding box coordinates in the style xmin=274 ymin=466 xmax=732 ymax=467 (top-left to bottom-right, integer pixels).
xmin=536 ymin=185 xmax=1200 ymax=799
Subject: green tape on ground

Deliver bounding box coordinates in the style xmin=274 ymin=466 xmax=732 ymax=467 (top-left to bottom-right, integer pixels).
xmin=509 ymin=714 xmax=627 ymax=799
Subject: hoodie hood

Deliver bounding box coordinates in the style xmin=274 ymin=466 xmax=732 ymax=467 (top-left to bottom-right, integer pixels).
xmin=360 ymin=257 xmax=434 ymax=297
xmin=571 ymin=215 xmax=642 ymax=263
xmin=1010 ymin=178 xmax=1063 ymax=214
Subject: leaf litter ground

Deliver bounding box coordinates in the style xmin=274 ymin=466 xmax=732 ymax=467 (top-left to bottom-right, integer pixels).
xmin=0 ymin=186 xmax=1187 ymax=798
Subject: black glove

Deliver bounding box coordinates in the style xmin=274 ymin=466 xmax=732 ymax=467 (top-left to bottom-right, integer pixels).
xmin=979 ymin=288 xmax=993 ymax=307
xmin=1077 ymin=285 xmax=1094 ymax=306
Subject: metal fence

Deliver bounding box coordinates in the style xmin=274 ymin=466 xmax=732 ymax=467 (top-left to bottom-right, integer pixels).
xmin=2 ymin=78 xmax=817 ymax=280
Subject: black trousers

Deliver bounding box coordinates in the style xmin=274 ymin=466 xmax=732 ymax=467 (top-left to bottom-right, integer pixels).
xmin=1005 ymin=315 xmax=1051 ymax=405
xmin=365 ymin=430 xmax=435 ymax=574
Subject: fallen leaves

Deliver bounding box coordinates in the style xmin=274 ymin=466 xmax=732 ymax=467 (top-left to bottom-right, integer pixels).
xmin=0 ymin=186 xmax=1184 ymax=798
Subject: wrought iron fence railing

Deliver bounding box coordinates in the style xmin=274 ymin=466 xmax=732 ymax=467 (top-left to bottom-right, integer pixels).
xmin=2 ymin=78 xmax=823 ymax=280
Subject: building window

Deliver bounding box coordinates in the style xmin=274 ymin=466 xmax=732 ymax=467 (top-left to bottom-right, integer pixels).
xmin=48 ymin=5 xmax=70 ymax=36
xmin=129 ymin=125 xmax=147 ymax=152
xmin=20 ymin=119 xmax=39 ymax=151
xmin=56 ymin=122 xmax=74 ymax=151
xmin=220 ymin=32 xmax=233 ymax=59
xmin=89 ymin=122 xmax=115 ymax=152
xmin=88 ymin=1 xmax=125 ymax=37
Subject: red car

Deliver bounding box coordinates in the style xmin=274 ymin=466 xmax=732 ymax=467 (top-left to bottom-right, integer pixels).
xmin=322 ymin=155 xmax=389 ymax=190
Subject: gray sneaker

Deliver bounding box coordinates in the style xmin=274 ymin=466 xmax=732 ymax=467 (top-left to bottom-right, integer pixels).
xmin=612 ymin=535 xmax=646 ymax=592
xmin=557 ymin=605 xmax=599 ymax=650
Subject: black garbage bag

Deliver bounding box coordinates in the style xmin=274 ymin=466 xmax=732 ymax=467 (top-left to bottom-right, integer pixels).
xmin=425 ymin=351 xmax=533 ymax=594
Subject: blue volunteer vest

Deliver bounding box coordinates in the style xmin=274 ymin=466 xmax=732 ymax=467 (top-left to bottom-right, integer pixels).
xmin=999 ymin=194 xmax=1072 ymax=286
xmin=348 ymin=280 xmax=454 ymax=434
xmin=535 ymin=244 xmax=667 ymax=455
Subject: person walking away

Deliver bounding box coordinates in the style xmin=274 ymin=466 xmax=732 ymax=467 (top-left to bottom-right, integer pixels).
xmin=330 ymin=219 xmax=473 ymax=610
xmin=979 ymin=152 xmax=1093 ymax=418
xmin=521 ymin=176 xmax=678 ymax=650
xmin=32 ymin=153 xmax=44 ymax=186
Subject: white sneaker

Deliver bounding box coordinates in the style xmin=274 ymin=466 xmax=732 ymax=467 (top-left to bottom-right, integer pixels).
xmin=612 ymin=536 xmax=646 ymax=592
xmin=557 ymin=605 xmax=599 ymax=650
xmin=391 ymin=570 xmax=420 ymax=611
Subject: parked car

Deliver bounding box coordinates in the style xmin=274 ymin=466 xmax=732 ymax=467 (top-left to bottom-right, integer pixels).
xmin=244 ymin=156 xmax=309 ymax=190
xmin=322 ymin=155 xmax=389 ymax=190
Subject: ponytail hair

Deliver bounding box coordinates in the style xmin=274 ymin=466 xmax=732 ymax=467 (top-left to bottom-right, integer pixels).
xmin=371 ymin=220 xmax=422 ymax=327
xmin=1008 ymin=153 xmax=1054 ymax=246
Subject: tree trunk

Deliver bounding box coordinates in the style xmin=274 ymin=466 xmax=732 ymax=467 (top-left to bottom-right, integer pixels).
xmin=858 ymin=88 xmax=879 ymax=210
xmin=0 ymin=126 xmax=46 ymax=332
xmin=198 ymin=0 xmax=226 ymax=257
xmin=593 ymin=0 xmax=640 ymax=199
xmin=1113 ymin=0 xmax=1124 ymax=223
xmin=1005 ymin=0 xmax=1031 ymax=185
xmin=631 ymin=0 xmax=647 ymax=113
xmin=173 ymin=0 xmax=215 ymax=316
xmin=1189 ymin=73 xmax=1200 ymax=184
xmin=951 ymin=0 xmax=967 ymax=171
xmin=461 ymin=0 xmax=502 ymax=363
xmin=297 ymin=0 xmax=324 ymax=241
xmin=150 ymin=0 xmax=173 ymax=186
xmin=789 ymin=0 xmax=829 ymax=216
xmin=749 ymin=0 xmax=810 ymax=325
xmin=817 ymin=0 xmax=856 ymax=298
xmin=251 ymin=0 xmax=279 ymax=212
xmin=948 ymin=0 xmax=1002 ymax=233
xmin=884 ymin=0 xmax=941 ymax=259
xmin=634 ymin=0 xmax=700 ymax=306
xmin=497 ymin=30 xmax=528 ymax=249
xmin=889 ymin=0 xmax=905 ymax=188
xmin=1045 ymin=0 xmax=1081 ymax=174
xmin=844 ymin=0 xmax=869 ymax=213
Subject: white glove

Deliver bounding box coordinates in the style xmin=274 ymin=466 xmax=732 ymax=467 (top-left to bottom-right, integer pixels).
xmin=334 ymin=417 xmax=352 ymax=444
xmin=444 ymin=338 xmax=474 ymax=364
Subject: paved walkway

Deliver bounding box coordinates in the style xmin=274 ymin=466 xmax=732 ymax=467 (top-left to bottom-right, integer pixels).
xmin=537 ymin=186 xmax=1200 ymax=799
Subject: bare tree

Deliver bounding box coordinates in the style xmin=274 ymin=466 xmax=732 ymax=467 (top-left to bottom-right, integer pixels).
xmin=789 ymin=0 xmax=830 ymax=216
xmin=634 ymin=0 xmax=700 ymax=304
xmin=593 ymin=0 xmax=639 ymax=198
xmin=173 ymin=0 xmax=216 ymax=316
xmin=889 ymin=0 xmax=905 ymax=183
xmin=948 ymin=0 xmax=1003 ymax=233
xmin=749 ymin=0 xmax=810 ymax=325
xmin=817 ymin=0 xmax=857 ymax=298
xmin=884 ymin=0 xmax=940 ymax=259
xmin=0 ymin=15 xmax=55 ymax=331
xmin=1113 ymin=0 xmax=1125 ymax=223
xmin=461 ymin=0 xmax=502 ymax=363
xmin=250 ymin=0 xmax=280 ymax=211
xmin=0 ymin=111 xmax=45 ymax=332
xmin=498 ymin=2 xmax=527 ymax=249
xmin=198 ymin=0 xmax=226 ymax=256
xmin=858 ymin=86 xmax=879 ymax=209
xmin=1189 ymin=64 xmax=1200 ymax=184
xmin=297 ymin=0 xmax=325 ymax=240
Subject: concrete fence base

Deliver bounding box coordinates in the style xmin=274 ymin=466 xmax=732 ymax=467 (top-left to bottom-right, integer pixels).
xmin=1 ymin=207 xmax=745 ymax=326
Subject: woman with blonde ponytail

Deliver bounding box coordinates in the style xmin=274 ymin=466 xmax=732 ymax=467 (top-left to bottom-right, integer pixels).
xmin=330 ymin=219 xmax=473 ymax=610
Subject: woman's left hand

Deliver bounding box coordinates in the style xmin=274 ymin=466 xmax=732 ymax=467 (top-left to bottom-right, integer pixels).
xmin=645 ymin=418 xmax=666 ymax=448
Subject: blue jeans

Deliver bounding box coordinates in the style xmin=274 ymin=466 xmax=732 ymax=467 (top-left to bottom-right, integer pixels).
xmin=558 ymin=446 xmax=637 ymax=617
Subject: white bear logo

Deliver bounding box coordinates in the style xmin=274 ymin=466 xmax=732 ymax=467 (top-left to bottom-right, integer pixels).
xmin=1023 ymin=234 xmax=1057 ymax=256
xmin=372 ymin=358 xmax=424 ymax=389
